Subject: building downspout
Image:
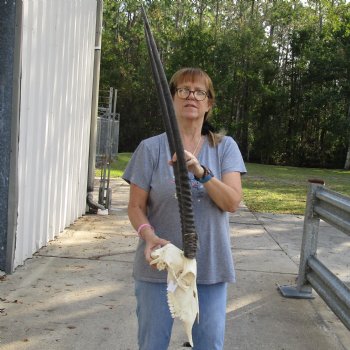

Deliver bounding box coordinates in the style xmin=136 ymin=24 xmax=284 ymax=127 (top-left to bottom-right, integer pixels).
xmin=87 ymin=0 xmax=105 ymax=212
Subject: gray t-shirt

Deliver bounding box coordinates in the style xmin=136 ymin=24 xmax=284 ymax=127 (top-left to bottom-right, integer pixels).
xmin=123 ymin=132 xmax=246 ymax=284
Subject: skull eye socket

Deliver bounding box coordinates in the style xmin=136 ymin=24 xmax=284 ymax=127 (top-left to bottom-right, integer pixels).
xmin=175 ymin=269 xmax=184 ymax=278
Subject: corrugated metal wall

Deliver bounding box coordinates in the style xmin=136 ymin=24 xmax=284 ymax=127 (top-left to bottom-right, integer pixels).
xmin=14 ymin=0 xmax=97 ymax=267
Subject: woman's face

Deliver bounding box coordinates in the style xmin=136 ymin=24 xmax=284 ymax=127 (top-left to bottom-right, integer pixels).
xmin=173 ymin=79 xmax=212 ymax=123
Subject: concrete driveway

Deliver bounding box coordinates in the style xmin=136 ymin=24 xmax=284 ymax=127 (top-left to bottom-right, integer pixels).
xmin=0 ymin=179 xmax=349 ymax=350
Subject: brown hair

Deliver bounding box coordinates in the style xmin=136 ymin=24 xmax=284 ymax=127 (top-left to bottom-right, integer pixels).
xmin=169 ymin=67 xmax=225 ymax=146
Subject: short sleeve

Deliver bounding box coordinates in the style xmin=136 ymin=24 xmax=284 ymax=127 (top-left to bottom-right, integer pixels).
xmin=221 ymin=137 xmax=247 ymax=175
xmin=122 ymin=140 xmax=155 ymax=192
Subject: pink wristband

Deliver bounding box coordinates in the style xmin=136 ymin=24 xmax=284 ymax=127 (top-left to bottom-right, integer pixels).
xmin=137 ymin=223 xmax=154 ymax=239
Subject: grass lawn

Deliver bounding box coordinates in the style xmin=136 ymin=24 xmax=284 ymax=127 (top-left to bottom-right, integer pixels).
xmin=243 ymin=163 xmax=350 ymax=214
xmin=97 ymin=153 xmax=350 ymax=215
xmin=95 ymin=153 xmax=133 ymax=178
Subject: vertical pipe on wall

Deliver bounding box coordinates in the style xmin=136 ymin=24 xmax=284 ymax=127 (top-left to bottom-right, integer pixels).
xmin=86 ymin=0 xmax=105 ymax=211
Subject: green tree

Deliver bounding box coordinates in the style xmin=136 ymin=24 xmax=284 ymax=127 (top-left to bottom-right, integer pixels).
xmin=100 ymin=0 xmax=350 ymax=169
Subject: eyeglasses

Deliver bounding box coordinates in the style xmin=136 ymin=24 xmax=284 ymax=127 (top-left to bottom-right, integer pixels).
xmin=175 ymin=88 xmax=208 ymax=101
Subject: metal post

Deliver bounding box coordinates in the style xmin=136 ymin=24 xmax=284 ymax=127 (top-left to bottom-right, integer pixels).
xmin=105 ymin=88 xmax=114 ymax=208
xmin=278 ymin=180 xmax=325 ymax=298
xmin=98 ymin=87 xmax=115 ymax=209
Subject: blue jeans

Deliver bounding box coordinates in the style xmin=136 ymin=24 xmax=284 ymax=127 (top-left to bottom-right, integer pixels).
xmin=135 ymin=280 xmax=227 ymax=350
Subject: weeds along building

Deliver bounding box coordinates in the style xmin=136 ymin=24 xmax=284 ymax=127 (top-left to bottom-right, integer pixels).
xmin=0 ymin=0 xmax=103 ymax=273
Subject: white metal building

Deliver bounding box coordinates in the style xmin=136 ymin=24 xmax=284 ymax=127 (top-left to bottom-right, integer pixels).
xmin=0 ymin=0 xmax=103 ymax=273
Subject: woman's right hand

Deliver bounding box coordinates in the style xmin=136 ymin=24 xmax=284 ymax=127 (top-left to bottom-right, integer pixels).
xmin=127 ymin=183 xmax=170 ymax=264
xmin=143 ymin=232 xmax=169 ymax=264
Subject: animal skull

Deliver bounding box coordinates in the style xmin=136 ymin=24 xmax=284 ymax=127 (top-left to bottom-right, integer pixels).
xmin=151 ymin=243 xmax=199 ymax=347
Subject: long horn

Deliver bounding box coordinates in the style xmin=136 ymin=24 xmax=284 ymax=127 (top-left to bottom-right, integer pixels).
xmin=141 ymin=6 xmax=197 ymax=258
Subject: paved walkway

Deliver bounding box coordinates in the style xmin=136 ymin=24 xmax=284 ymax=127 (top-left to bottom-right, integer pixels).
xmin=0 ymin=178 xmax=349 ymax=350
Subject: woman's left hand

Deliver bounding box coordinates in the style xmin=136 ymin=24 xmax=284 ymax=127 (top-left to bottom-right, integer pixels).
xmin=169 ymin=150 xmax=204 ymax=179
xmin=169 ymin=150 xmax=243 ymax=213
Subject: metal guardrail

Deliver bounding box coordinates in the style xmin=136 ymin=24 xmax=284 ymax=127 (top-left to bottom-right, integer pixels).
xmin=278 ymin=180 xmax=350 ymax=330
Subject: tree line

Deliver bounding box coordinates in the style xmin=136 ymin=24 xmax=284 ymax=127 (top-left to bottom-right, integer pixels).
xmin=100 ymin=0 xmax=350 ymax=169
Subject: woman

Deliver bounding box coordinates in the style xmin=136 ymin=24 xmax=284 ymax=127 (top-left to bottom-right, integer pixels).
xmin=123 ymin=67 xmax=246 ymax=350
